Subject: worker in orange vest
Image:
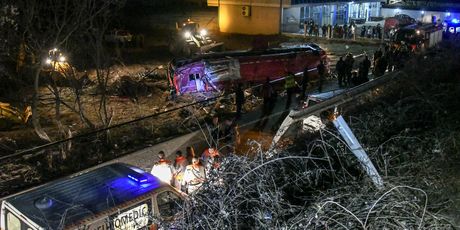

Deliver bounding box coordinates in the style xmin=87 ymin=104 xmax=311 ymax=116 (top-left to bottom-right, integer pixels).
xmin=183 ymin=157 xmax=206 ymax=194
xmin=150 ymin=151 xmax=175 ymax=185
xmin=173 ymin=150 xmax=188 ymax=191
xmin=201 ymin=147 xmax=220 ymax=170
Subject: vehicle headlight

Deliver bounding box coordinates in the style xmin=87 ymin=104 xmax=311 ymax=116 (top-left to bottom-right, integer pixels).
xmin=184 ymin=31 xmax=191 ymax=38
xmin=200 ymin=29 xmax=207 ymax=36
xmin=59 ymin=56 xmax=66 ymax=62
xmin=45 ymin=58 xmax=52 ymax=65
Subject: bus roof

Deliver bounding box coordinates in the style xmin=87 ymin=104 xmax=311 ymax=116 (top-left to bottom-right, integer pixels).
xmin=171 ymin=44 xmax=323 ymax=69
xmin=4 ymin=163 xmax=164 ymax=229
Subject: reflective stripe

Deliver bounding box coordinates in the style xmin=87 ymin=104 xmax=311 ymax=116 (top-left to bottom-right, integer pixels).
xmin=285 ymin=75 xmax=296 ymax=89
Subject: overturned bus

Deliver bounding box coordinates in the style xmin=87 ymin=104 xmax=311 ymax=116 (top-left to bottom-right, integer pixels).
xmin=167 ymin=43 xmax=327 ymax=95
xmin=0 ymin=163 xmax=184 ymax=230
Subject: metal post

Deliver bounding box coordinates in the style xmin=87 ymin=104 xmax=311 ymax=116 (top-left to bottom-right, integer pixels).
xmin=332 ymin=115 xmax=384 ymax=189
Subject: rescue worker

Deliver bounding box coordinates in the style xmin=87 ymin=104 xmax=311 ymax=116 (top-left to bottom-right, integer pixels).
xmin=183 ymin=157 xmax=206 ymax=194
xmin=173 ymin=150 xmax=188 ymax=191
xmin=336 ymin=57 xmax=346 ymax=87
xmin=359 ymin=55 xmax=371 ymax=81
xmin=317 ymin=60 xmax=326 ymax=92
xmin=344 ymin=53 xmax=355 ymax=86
xmin=257 ymin=78 xmax=274 ymax=130
xmin=150 ymin=151 xmax=175 ymax=185
xmin=284 ymin=72 xmax=297 ymax=109
xmin=235 ymin=83 xmax=245 ymax=119
xmin=301 ymin=67 xmax=310 ymax=98
xmin=201 ymin=147 xmax=219 ymax=169
xmin=376 ymin=55 xmax=388 ymax=77
xmin=373 ymin=48 xmax=383 ymax=68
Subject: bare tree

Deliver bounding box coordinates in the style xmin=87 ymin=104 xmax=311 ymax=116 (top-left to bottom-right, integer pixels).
xmin=10 ymin=0 xmax=125 ymax=144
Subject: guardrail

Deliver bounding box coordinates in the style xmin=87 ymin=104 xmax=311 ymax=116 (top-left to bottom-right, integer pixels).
xmin=290 ymin=70 xmax=401 ymax=121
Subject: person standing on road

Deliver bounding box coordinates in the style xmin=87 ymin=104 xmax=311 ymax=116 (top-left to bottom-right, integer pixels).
xmin=343 ymin=23 xmax=348 ymax=39
xmin=376 ymin=55 xmax=388 ymax=77
xmin=361 ymin=26 xmax=366 ymax=38
xmin=284 ymin=72 xmax=297 ymax=109
xmin=235 ymin=83 xmax=245 ymax=119
xmin=373 ymin=48 xmax=383 ymax=69
xmin=257 ymin=78 xmax=274 ymax=130
xmin=314 ymin=24 xmax=320 ymax=37
xmin=336 ymin=57 xmax=346 ymax=87
xmin=322 ymin=24 xmax=327 ymax=37
xmin=173 ymin=150 xmax=188 ymax=191
xmin=344 ymin=53 xmax=355 ymax=86
xmin=301 ymin=67 xmax=310 ymax=98
xmin=317 ymin=60 xmax=326 ymax=92
xmin=151 ymin=151 xmax=175 ymax=185
xmin=183 ymin=157 xmax=206 ymax=194
xmin=359 ymin=55 xmax=371 ymax=82
xmin=304 ymin=22 xmax=309 ymax=37
xmin=376 ymin=24 xmax=382 ymax=39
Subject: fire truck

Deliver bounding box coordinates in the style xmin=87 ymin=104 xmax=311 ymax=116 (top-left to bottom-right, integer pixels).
xmin=167 ymin=43 xmax=327 ymax=95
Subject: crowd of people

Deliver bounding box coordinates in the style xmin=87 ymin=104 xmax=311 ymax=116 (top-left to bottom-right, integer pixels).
xmin=150 ymin=146 xmax=222 ymax=194
xmin=334 ymin=41 xmax=415 ymax=88
xmin=303 ymin=19 xmax=385 ymax=40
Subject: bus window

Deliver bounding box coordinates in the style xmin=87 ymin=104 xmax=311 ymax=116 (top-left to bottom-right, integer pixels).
xmin=6 ymin=212 xmax=21 ymax=230
xmin=157 ymin=192 xmax=183 ymax=220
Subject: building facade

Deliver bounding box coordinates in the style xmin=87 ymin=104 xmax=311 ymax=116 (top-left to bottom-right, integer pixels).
xmin=208 ymin=0 xmax=290 ymax=35
xmin=208 ymin=0 xmax=382 ymax=34
xmin=283 ymin=0 xmax=382 ymax=33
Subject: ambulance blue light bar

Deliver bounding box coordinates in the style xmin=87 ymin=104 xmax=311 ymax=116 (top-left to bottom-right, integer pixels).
xmin=128 ymin=174 xmax=148 ymax=183
xmin=452 ymin=18 xmax=459 ymax=24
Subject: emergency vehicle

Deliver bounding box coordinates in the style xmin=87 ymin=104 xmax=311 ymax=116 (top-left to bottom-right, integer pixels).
xmin=0 ymin=163 xmax=184 ymax=230
xmin=394 ymin=23 xmax=443 ymax=49
xmin=443 ymin=18 xmax=460 ymax=35
xmin=167 ymin=43 xmax=327 ymax=95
